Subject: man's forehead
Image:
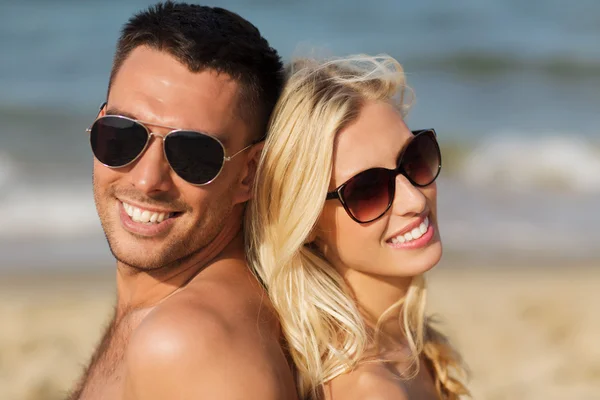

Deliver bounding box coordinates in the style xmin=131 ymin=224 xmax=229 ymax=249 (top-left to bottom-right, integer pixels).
xmin=108 ymin=47 xmax=247 ymax=142
xmin=112 ymin=46 xmax=240 ymax=100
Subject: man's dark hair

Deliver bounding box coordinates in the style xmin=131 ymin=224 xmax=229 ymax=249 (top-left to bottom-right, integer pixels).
xmin=108 ymin=1 xmax=284 ymax=138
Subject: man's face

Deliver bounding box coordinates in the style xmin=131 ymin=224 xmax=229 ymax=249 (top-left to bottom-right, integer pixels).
xmin=93 ymin=46 xmax=253 ymax=271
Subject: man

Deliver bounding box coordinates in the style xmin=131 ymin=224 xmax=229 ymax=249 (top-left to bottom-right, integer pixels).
xmin=68 ymin=2 xmax=297 ymax=399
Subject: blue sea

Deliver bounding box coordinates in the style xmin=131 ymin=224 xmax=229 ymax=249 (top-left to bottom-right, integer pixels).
xmin=1 ymin=0 xmax=599 ymax=270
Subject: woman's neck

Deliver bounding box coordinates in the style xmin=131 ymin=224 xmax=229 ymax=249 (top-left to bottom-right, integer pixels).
xmin=341 ymin=267 xmax=414 ymax=342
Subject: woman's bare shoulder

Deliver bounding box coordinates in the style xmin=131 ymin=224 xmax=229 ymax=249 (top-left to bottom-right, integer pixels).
xmin=323 ymin=362 xmax=409 ymax=400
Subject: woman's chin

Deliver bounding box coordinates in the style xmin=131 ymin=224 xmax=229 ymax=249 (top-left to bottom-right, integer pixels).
xmin=386 ymin=239 xmax=443 ymax=277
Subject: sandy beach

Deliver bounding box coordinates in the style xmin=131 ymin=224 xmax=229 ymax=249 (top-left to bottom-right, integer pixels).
xmin=1 ymin=259 xmax=598 ymax=400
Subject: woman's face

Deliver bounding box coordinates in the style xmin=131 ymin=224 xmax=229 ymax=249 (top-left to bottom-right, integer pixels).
xmin=314 ymin=100 xmax=442 ymax=280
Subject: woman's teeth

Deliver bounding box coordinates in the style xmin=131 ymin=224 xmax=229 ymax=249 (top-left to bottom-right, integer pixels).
xmin=122 ymin=202 xmax=173 ymax=224
xmin=390 ymin=217 xmax=429 ymax=244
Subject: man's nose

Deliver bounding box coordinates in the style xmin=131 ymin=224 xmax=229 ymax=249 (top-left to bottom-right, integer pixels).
xmin=125 ymin=136 xmax=174 ymax=195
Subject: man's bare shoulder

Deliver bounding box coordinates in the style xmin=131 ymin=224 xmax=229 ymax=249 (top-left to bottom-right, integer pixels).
xmin=122 ymin=259 xmax=297 ymax=399
xmin=324 ymin=362 xmax=409 ymax=400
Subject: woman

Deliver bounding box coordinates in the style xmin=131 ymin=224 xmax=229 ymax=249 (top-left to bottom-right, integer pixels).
xmin=246 ymin=54 xmax=469 ymax=400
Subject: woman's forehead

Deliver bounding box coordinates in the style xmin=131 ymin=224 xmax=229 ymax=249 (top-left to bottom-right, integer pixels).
xmin=332 ymin=101 xmax=412 ymax=184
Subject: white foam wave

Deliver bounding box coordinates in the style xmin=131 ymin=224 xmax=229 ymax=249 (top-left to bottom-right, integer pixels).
xmin=459 ymin=132 xmax=600 ymax=192
xmin=436 ymin=178 xmax=600 ymax=259
xmin=0 ymin=181 xmax=101 ymax=238
xmin=0 ymin=152 xmax=16 ymax=190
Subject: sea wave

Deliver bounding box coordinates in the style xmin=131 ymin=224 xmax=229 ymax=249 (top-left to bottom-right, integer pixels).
xmin=409 ymin=52 xmax=600 ymax=78
xmin=456 ymin=132 xmax=600 ymax=193
xmin=437 ymin=178 xmax=600 ymax=260
xmin=0 ymin=152 xmax=15 ymax=191
xmin=0 ymin=181 xmax=100 ymax=238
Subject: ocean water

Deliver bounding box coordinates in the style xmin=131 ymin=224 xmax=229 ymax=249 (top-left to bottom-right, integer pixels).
xmin=1 ymin=0 xmax=599 ymax=270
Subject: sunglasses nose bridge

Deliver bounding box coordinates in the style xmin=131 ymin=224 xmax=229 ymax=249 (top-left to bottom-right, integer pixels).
xmin=147 ymin=131 xmax=167 ymax=141
xmin=146 ymin=131 xmax=169 ymax=157
xmin=145 ymin=131 xmax=172 ymax=167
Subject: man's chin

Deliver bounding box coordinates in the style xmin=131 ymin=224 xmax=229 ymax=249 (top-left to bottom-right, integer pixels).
xmin=106 ymin=236 xmax=181 ymax=271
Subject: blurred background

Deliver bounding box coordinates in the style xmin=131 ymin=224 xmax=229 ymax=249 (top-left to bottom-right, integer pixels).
xmin=0 ymin=0 xmax=598 ymax=399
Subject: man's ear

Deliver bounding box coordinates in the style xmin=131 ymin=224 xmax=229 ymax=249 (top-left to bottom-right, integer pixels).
xmin=98 ymin=102 xmax=107 ymax=117
xmin=233 ymin=141 xmax=264 ymax=205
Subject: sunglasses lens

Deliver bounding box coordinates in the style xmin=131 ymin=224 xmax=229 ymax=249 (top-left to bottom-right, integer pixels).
xmin=165 ymin=131 xmax=225 ymax=185
xmin=341 ymin=168 xmax=393 ymax=223
xmin=402 ymin=131 xmax=441 ymax=186
xmin=90 ymin=116 xmax=148 ymax=167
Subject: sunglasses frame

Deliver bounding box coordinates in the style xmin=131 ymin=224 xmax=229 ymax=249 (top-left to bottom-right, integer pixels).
xmin=86 ymin=102 xmax=254 ymax=186
xmin=326 ymin=129 xmax=441 ymax=224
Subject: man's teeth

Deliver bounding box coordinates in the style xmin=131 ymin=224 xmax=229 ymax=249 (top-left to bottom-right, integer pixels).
xmin=122 ymin=202 xmax=173 ymax=224
xmin=390 ymin=217 xmax=429 ymax=244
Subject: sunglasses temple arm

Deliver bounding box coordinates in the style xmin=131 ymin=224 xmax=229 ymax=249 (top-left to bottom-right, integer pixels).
xmin=224 ymin=143 xmax=255 ymax=161
xmin=223 ymin=133 xmax=270 ymax=161
xmin=325 ymin=191 xmax=339 ymax=200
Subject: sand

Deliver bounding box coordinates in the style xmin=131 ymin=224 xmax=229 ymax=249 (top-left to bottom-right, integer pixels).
xmin=1 ymin=260 xmax=598 ymax=400
xmin=427 ymin=263 xmax=600 ymax=400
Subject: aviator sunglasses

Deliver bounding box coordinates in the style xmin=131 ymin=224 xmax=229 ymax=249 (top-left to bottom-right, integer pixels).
xmin=326 ymin=129 xmax=441 ymax=224
xmin=86 ymin=103 xmax=254 ymax=185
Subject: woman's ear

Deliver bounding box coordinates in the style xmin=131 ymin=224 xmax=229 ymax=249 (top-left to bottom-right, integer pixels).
xmin=304 ymin=229 xmax=317 ymax=245
xmin=305 ymin=231 xmax=329 ymax=260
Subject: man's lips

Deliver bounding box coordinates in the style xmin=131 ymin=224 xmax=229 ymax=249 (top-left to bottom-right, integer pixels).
xmin=118 ymin=200 xmax=181 ymax=237
xmin=120 ymin=200 xmax=180 ymax=224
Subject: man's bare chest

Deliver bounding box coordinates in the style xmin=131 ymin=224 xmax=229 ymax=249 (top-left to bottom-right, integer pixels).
xmin=76 ymin=312 xmax=144 ymax=400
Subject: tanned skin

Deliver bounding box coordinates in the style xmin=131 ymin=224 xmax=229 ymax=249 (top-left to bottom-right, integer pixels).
xmin=68 ymin=46 xmax=297 ymax=400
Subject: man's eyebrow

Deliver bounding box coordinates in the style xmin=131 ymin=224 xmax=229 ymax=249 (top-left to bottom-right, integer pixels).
xmin=105 ymin=107 xmax=138 ymax=120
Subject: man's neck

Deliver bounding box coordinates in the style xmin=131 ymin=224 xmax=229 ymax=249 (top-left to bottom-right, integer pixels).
xmin=115 ymin=206 xmax=246 ymax=314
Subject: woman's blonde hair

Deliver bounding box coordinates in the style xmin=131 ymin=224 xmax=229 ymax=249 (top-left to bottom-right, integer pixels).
xmin=246 ymin=54 xmax=469 ymax=399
